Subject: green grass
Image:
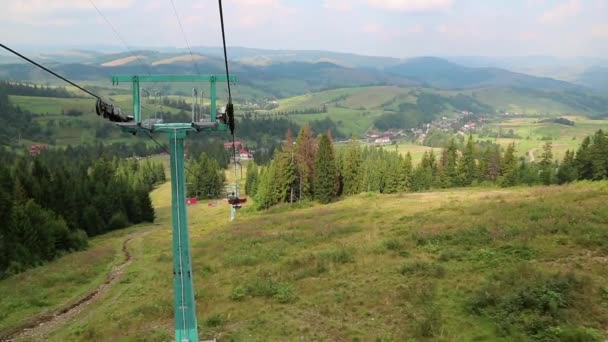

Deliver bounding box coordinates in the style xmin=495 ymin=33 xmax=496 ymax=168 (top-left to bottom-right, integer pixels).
xmin=466 ymin=88 xmax=584 ymax=116
xmin=2 ymin=175 xmax=607 ymax=340
xmin=477 ymin=116 xmax=608 ymax=160
xmin=9 ymin=95 xmax=96 ymax=115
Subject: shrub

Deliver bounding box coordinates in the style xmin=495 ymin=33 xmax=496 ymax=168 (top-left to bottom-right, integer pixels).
xmin=383 ymin=239 xmax=403 ymax=251
xmin=108 ymin=212 xmax=129 ymax=230
xmin=468 ymin=266 xmax=596 ymax=339
xmin=415 ymin=305 xmax=443 ymax=338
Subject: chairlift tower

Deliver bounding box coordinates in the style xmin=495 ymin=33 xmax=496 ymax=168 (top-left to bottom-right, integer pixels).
xmin=112 ymin=74 xmax=236 ymax=342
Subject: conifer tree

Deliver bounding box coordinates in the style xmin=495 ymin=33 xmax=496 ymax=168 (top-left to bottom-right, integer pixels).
xmin=398 ymin=153 xmax=413 ymax=192
xmin=294 ymin=126 xmax=316 ymax=200
xmin=439 ymin=139 xmax=458 ymax=187
xmin=500 ymin=143 xmax=519 ymax=187
xmin=557 ymin=150 xmax=578 ymax=184
xmin=275 ymin=129 xmax=297 ymax=202
xmin=589 ymin=129 xmax=607 ymax=180
xmin=139 ymin=189 xmax=155 ymax=222
xmin=313 ymin=134 xmax=337 ymax=203
xmin=341 ymin=141 xmax=362 ymax=196
xmin=457 ymin=135 xmax=477 ymax=186
xmin=539 ymin=141 xmax=554 ymax=185
xmin=574 ymin=136 xmax=593 ymax=180
xmin=254 ymin=162 xmax=278 ymax=210
xmin=245 ymin=162 xmax=259 ymax=197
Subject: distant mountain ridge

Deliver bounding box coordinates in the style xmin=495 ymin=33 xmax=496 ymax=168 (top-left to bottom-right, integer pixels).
xmin=385 ymin=57 xmax=579 ymax=90
xmin=0 ymin=47 xmax=599 ymax=97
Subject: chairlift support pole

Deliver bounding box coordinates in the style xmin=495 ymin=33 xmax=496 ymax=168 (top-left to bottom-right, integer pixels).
xmin=112 ymin=74 xmax=237 ymax=342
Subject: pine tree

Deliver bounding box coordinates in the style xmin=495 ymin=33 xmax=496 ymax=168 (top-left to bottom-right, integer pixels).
xmin=557 ymin=150 xmax=578 ymax=184
xmin=139 ymin=189 xmax=155 ymax=222
xmin=82 ymin=205 xmax=104 ymax=236
xmin=500 ymin=143 xmax=519 ymax=187
xmin=457 ymin=135 xmax=477 ymax=186
xmin=383 ymin=153 xmax=401 ymax=194
xmin=574 ymin=136 xmax=593 ymax=180
xmin=294 ymin=126 xmax=316 ymax=200
xmin=275 ymin=130 xmax=297 ymax=203
xmin=341 ymin=141 xmax=362 ymax=196
xmin=398 ymin=153 xmax=413 ymax=192
xmin=313 ymin=134 xmax=337 ymax=204
xmin=539 ymin=141 xmax=554 ymax=185
xmin=439 ymin=139 xmax=458 ymax=187
xmin=480 ymin=145 xmax=501 ymax=182
xmin=589 ymin=130 xmax=608 ymax=180
xmin=245 ymin=162 xmax=259 ymax=197
xmin=254 ymin=162 xmax=278 ymax=210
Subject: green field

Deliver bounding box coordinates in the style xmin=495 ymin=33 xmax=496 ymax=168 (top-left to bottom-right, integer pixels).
xmin=269 ymin=85 xmax=605 ymax=138
xmin=2 ymin=175 xmax=608 ymax=340
xmin=477 ymin=116 xmax=608 ymax=160
xmin=465 ymin=88 xmax=583 ymax=116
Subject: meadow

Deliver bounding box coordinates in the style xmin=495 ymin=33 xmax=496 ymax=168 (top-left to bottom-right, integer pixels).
xmin=2 ymin=171 xmax=607 ymax=341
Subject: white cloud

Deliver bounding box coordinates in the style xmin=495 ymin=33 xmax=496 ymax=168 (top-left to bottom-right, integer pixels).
xmin=367 ymin=0 xmax=454 ymax=12
xmin=592 ymin=24 xmax=608 ymax=38
xmin=538 ymin=0 xmax=581 ymax=24
xmin=362 ymin=23 xmax=383 ymax=34
xmin=324 ymin=0 xmax=352 ymax=11
xmin=9 ymin=0 xmax=132 ymax=16
xmin=406 ymin=24 xmax=424 ymax=34
xmin=227 ymin=0 xmax=294 ymax=29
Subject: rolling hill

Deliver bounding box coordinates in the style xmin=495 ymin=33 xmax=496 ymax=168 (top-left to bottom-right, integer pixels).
xmin=1 ymin=178 xmax=608 ymax=340
xmin=576 ymin=66 xmax=608 ymax=91
xmin=385 ymin=57 xmax=581 ymax=90
xmin=0 ymin=47 xmax=596 ymax=99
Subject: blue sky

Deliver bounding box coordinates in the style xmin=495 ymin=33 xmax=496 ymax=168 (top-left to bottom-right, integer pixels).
xmin=1 ymin=0 xmax=607 ymax=57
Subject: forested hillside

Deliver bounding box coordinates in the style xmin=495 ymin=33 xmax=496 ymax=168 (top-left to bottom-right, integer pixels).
xmin=247 ymin=127 xmax=608 ymax=210
xmin=0 ymin=145 xmax=165 ymax=278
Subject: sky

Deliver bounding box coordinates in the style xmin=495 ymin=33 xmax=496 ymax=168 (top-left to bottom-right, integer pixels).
xmin=1 ymin=0 xmax=607 ymax=58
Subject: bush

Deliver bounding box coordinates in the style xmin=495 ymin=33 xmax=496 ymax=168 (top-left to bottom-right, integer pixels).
xmin=415 ymin=305 xmax=443 ymax=338
xmin=108 ymin=212 xmax=129 ymax=230
xmin=468 ymin=266 xmax=596 ymax=339
xmin=230 ymin=286 xmax=246 ymax=301
xmin=543 ymin=326 xmax=603 ymax=342
xmin=383 ymin=239 xmax=403 ymax=251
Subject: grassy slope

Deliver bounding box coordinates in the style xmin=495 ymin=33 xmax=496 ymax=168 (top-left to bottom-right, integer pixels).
xmin=466 ymin=88 xmax=583 ymax=115
xmin=0 ymin=186 xmax=168 ymax=332
xmin=477 ymin=116 xmax=608 ymax=160
xmin=2 ymin=176 xmax=606 ymax=340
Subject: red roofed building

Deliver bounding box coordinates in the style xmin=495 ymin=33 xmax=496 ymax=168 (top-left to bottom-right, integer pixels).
xmin=224 ymin=141 xmax=242 ymax=149
xmin=239 ymin=149 xmax=254 ymax=160
xmin=29 ymin=144 xmax=48 ymax=156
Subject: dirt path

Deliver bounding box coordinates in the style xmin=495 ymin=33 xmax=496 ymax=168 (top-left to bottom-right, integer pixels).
xmin=528 ymin=148 xmax=539 ymax=162
xmin=1 ymin=231 xmax=150 ymax=341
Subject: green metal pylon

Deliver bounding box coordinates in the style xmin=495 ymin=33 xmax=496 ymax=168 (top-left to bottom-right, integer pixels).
xmin=113 ymin=74 xmax=237 ymax=342
xmin=169 ymin=129 xmax=198 ymax=341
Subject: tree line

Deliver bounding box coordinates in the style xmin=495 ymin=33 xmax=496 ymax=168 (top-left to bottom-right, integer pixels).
xmin=0 ymin=145 xmax=165 ymax=278
xmin=0 ymin=81 xmax=74 ymax=98
xmin=245 ymin=127 xmax=608 ymax=210
xmin=0 ymin=86 xmax=50 ymax=146
xmin=186 ymin=152 xmax=226 ymax=199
